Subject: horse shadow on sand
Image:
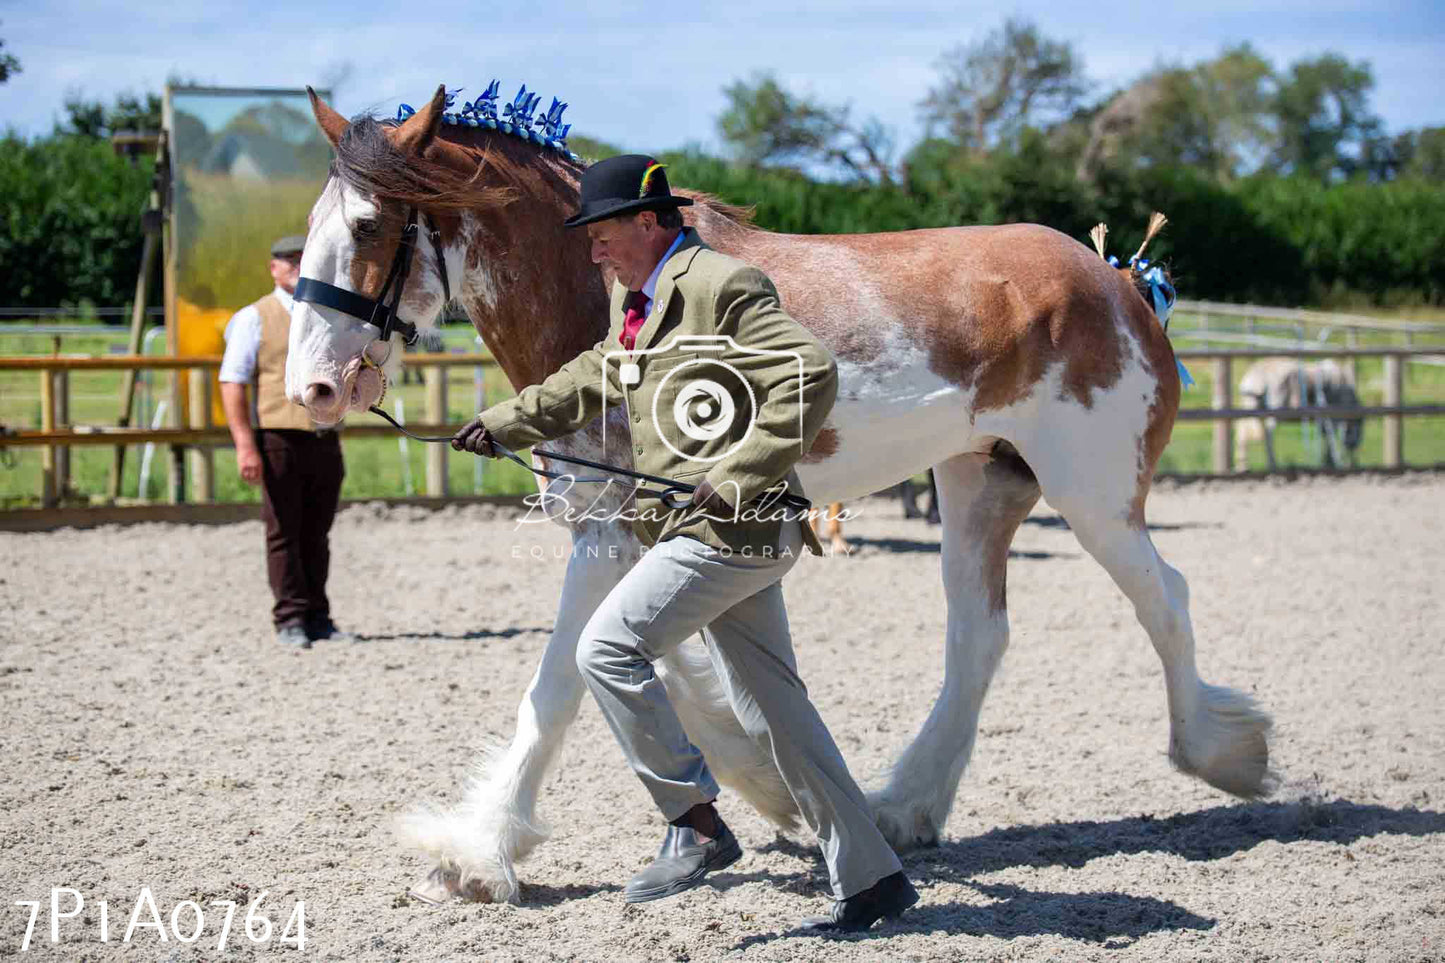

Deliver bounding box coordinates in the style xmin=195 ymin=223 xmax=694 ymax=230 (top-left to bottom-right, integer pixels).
xmin=1023 ymin=513 xmax=1221 ymax=534
xmin=342 ymin=625 xmax=553 ymax=643
xmin=844 ymin=514 xmax=1216 ymax=557
xmin=719 ymin=799 xmax=1445 ymax=950
xmin=845 ymin=537 xmax=1076 ymax=560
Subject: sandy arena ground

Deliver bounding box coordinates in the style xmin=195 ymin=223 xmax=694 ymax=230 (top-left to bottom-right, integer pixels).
xmin=2 ymin=475 xmax=1443 ymax=962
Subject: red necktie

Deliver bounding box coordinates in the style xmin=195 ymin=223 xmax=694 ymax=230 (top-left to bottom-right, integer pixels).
xmin=619 ymin=290 xmax=649 ymax=351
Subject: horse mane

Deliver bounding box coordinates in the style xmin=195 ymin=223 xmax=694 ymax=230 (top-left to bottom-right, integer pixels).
xmin=674 ymin=189 xmax=766 ymax=233
xmin=332 ymin=115 xmax=534 ymax=214
xmin=334 ymin=117 xmax=764 ymax=237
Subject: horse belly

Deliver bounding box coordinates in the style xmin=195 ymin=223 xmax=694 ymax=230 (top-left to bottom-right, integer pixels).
xmin=795 ymin=356 xmax=976 ymax=503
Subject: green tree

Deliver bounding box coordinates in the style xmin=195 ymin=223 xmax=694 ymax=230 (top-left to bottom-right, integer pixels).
xmin=1385 ymin=127 xmax=1445 ymax=182
xmin=58 ymin=90 xmax=163 ymax=138
xmin=563 ymin=133 xmax=622 ymax=162
xmin=0 ymin=27 xmax=19 ymax=84
xmin=1270 ymin=53 xmax=1381 ymax=180
xmin=0 ymin=133 xmax=152 ymax=306
xmin=1078 ymin=45 xmax=1274 ymax=183
xmin=918 ymin=17 xmax=1086 ymax=155
xmin=716 ymin=73 xmax=893 ymax=183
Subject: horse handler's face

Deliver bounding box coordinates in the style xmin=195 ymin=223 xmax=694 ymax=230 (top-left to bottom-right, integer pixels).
xmin=588 ymin=211 xmax=662 ymax=291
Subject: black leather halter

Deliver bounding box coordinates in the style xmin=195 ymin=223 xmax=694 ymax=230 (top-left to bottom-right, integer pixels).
xmin=292 ymin=207 xmax=451 ymax=346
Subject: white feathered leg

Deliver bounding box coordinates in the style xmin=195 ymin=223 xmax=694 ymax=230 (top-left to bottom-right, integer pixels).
xmin=869 ymin=451 xmax=1040 ymax=850
xmin=658 ymin=642 xmax=800 ymax=831
xmin=1021 ymin=386 xmax=1277 ymax=802
xmin=1048 ymin=495 xmax=1276 ymax=798
xmin=399 ymin=525 xmax=638 ymax=902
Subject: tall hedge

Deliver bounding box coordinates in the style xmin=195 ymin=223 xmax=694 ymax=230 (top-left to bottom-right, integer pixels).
xmin=3 ymin=132 xmax=1442 ymax=309
xmin=0 ymin=134 xmax=153 ymax=309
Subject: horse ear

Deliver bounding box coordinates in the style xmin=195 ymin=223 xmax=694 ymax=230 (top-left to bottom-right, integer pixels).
xmin=308 ymin=86 xmax=349 ymax=148
xmin=395 ymin=84 xmax=447 ymax=156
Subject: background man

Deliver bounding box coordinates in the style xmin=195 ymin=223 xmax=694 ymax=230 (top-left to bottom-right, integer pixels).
xmin=449 ymin=155 xmax=917 ymax=933
xmin=219 ymin=235 xmax=348 ymax=649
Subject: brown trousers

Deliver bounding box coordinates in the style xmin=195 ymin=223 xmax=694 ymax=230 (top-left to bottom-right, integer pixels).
xmin=259 ymin=429 xmax=344 ymax=628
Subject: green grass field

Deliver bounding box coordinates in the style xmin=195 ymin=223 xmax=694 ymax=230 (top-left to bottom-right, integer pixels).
xmin=2 ymin=310 xmax=1443 ymax=508
xmin=1164 ymin=309 xmax=1445 ymax=472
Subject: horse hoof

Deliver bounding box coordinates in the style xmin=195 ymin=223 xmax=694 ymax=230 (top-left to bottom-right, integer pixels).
xmin=871 ymin=798 xmax=941 ymax=853
xmin=407 ymin=866 xmax=496 ymax=905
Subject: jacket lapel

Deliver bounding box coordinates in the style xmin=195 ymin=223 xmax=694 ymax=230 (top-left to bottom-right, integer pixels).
xmin=631 ymin=229 xmax=706 ymax=353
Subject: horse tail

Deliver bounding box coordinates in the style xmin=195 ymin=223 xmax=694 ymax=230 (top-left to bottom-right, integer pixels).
xmin=1089 ymin=213 xmax=1193 ymax=387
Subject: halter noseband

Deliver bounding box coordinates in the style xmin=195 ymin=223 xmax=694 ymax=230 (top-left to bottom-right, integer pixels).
xmin=293 ymin=206 xmax=451 ymax=347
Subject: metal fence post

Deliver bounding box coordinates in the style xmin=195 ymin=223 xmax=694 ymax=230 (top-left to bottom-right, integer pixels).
xmin=1212 ymin=355 xmax=1233 ymax=473
xmin=425 ymin=364 xmax=448 ymax=496
xmin=1383 ymin=354 xmax=1404 ymax=468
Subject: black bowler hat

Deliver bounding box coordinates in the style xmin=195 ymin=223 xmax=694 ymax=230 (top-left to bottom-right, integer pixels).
xmin=563 ymin=154 xmax=693 ymax=228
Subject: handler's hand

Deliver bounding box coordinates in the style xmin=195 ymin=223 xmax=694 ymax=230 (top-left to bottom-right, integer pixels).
xmin=237 ymin=444 xmax=262 ymax=485
xmin=689 ymin=478 xmax=735 ymax=516
xmin=451 ymin=417 xmax=499 ymax=457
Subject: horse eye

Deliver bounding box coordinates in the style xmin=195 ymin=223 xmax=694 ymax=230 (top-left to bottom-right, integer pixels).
xmin=353 ymin=218 xmax=379 ymax=238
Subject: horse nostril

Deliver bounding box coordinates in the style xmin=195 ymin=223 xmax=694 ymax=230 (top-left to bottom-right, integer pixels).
xmin=303 ymin=382 xmax=336 ymax=407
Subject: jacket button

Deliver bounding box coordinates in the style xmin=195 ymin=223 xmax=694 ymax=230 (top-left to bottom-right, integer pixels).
xmin=635 ymin=445 xmax=644 ymax=455
xmin=633 ymin=413 xmax=642 ymax=423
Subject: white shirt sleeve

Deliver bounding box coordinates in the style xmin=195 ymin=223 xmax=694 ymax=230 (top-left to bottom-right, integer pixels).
xmin=218 ymin=304 xmax=262 ymax=384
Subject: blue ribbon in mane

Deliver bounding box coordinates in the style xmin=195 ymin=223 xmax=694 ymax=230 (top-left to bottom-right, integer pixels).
xmin=394 ymin=80 xmax=579 ymax=162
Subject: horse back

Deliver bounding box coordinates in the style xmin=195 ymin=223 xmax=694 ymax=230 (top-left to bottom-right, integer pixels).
xmin=707 ymin=221 xmax=1180 ymax=420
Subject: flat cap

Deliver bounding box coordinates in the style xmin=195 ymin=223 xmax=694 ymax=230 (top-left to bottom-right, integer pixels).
xmin=270 ymin=235 xmax=306 ymax=256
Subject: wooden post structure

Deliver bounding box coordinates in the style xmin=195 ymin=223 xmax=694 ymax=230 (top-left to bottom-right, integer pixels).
xmin=1346 ymin=327 xmax=1359 ymax=387
xmin=109 ymin=230 xmax=160 ymax=499
xmin=54 ymin=370 xmax=70 ymax=498
xmin=188 ymin=366 xmax=214 ymax=502
xmin=425 ymin=364 xmax=448 ymax=496
xmin=39 ymin=368 xmax=57 ymax=508
xmin=1383 ymin=354 xmax=1404 ymax=468
xmin=1212 ymin=355 xmax=1233 ymax=473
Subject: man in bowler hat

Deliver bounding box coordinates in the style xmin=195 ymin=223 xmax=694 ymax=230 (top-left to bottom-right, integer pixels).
xmin=449 ymin=156 xmax=917 ymax=932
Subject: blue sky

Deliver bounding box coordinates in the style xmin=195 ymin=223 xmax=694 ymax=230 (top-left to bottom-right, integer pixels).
xmin=3 ymin=1 xmax=1443 ymax=157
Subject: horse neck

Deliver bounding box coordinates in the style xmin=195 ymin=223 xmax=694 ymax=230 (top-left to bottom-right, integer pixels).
xmin=446 ymin=135 xmax=609 ymax=392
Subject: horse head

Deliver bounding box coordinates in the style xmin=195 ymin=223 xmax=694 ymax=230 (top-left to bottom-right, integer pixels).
xmin=286 ymin=85 xmax=507 ymax=425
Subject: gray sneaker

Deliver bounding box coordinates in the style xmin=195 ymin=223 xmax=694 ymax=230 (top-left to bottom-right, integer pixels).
xmin=276 ymin=622 xmax=312 ymax=648
xmin=305 ymin=617 xmax=353 ymax=643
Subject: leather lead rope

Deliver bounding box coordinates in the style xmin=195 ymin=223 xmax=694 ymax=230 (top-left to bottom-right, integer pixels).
xmin=365 ymin=404 xmax=812 ymax=514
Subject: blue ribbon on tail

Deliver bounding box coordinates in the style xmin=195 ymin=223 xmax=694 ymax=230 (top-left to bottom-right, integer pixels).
xmin=1139 ymin=262 xmax=1194 ymax=389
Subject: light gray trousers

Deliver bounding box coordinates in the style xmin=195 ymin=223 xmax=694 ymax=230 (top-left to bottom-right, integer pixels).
xmin=575 ymin=522 xmax=902 ymax=899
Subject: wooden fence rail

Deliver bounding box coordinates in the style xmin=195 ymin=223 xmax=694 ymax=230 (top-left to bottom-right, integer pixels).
xmin=0 ymin=353 xmax=498 ymax=507
xmin=2 ymin=348 xmax=1441 ymax=503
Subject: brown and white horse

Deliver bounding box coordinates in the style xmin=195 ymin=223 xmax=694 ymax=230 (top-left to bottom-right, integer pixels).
xmin=287 ymin=86 xmax=1275 ymax=903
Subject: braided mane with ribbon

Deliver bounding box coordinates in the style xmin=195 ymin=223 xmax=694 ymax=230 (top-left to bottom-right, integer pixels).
xmin=395 ymin=81 xmax=580 ymax=163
